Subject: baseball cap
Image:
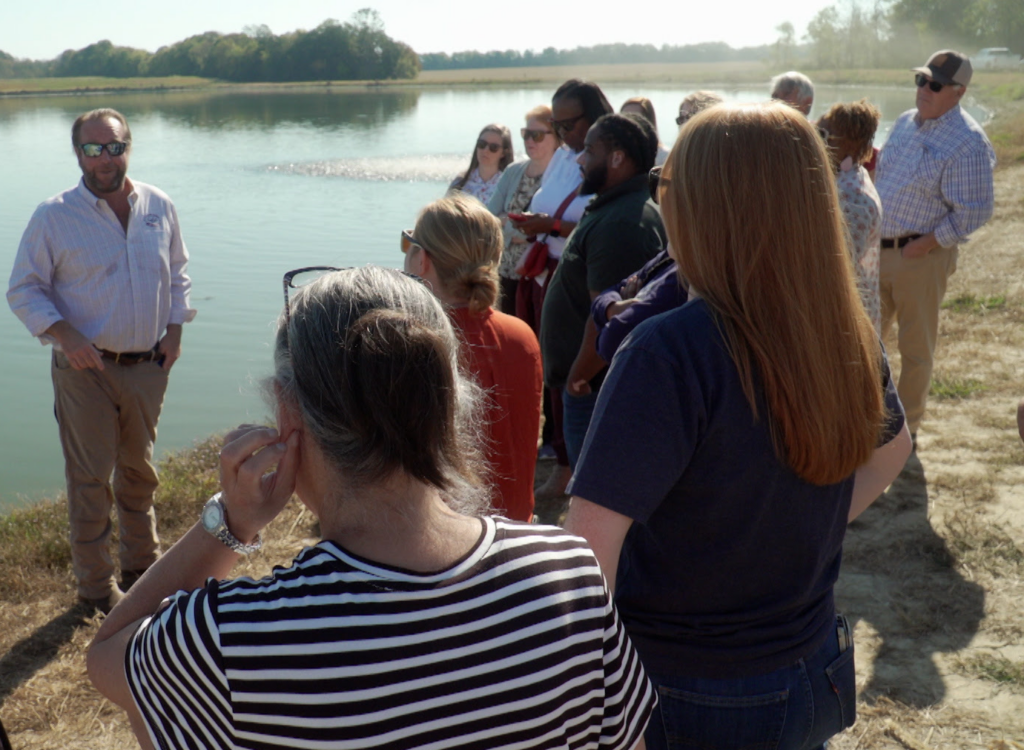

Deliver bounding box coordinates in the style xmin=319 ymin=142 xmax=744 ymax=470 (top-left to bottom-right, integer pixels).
xmin=912 ymin=50 xmax=973 ymax=86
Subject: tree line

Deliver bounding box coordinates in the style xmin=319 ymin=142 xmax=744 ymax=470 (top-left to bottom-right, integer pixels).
xmin=774 ymin=0 xmax=1023 ymax=71
xmin=421 ymin=42 xmax=769 ymax=71
xmin=0 ymin=10 xmax=419 ymax=82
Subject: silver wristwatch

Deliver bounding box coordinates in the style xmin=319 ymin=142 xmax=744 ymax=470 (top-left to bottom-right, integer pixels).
xmin=201 ymin=492 xmax=262 ymax=555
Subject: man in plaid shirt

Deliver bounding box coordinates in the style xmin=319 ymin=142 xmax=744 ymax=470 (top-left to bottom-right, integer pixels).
xmin=876 ymin=50 xmax=995 ymax=444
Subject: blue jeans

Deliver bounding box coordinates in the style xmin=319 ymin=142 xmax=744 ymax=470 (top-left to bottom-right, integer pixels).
xmin=562 ymin=387 xmax=599 ymax=470
xmin=643 ymin=616 xmax=856 ymax=750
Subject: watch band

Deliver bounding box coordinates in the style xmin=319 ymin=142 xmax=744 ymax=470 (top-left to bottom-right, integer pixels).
xmin=550 ymin=219 xmax=562 ymax=237
xmin=203 ymin=493 xmax=263 ymax=555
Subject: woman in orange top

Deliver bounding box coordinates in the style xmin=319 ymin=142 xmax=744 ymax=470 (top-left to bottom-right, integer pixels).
xmin=402 ymin=193 xmax=543 ymax=521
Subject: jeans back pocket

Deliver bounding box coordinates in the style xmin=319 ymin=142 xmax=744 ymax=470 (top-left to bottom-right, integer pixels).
xmin=824 ymin=643 xmax=856 ymax=730
xmin=657 ymin=685 xmax=788 ymax=750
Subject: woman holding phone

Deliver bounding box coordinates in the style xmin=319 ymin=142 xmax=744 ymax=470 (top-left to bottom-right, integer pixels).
xmin=487 ymin=106 xmax=560 ymax=314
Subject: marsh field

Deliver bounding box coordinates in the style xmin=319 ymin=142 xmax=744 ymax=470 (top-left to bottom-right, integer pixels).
xmin=1 ymin=62 xmax=1024 ymax=748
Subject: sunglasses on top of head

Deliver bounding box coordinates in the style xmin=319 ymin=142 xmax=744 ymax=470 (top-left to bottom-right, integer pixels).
xmin=914 ymin=74 xmax=948 ymax=93
xmin=477 ymin=140 xmax=502 ymax=153
xmin=78 ymin=141 xmax=129 ymax=157
xmin=521 ymin=128 xmax=553 ymax=143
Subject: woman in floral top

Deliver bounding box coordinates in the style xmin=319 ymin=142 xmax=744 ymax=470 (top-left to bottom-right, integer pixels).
xmin=450 ymin=124 xmax=514 ymax=205
xmin=818 ymin=100 xmax=883 ymax=333
xmin=487 ymin=106 xmax=560 ymax=314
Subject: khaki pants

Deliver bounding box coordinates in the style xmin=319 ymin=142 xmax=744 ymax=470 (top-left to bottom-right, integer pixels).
xmin=879 ymin=244 xmax=957 ymax=434
xmin=51 ymin=351 xmax=169 ymax=599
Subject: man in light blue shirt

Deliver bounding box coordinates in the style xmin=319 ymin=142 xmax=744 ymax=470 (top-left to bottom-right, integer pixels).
xmin=875 ymin=50 xmax=995 ymax=443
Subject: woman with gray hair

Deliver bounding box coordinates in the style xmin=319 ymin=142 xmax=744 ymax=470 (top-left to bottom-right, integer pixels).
xmin=87 ymin=266 xmax=654 ymax=750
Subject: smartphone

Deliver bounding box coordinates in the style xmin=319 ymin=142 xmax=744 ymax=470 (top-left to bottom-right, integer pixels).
xmin=507 ymin=212 xmax=529 ymax=222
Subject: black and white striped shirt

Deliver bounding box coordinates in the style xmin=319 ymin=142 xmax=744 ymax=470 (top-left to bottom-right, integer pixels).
xmin=126 ymin=518 xmax=655 ymax=749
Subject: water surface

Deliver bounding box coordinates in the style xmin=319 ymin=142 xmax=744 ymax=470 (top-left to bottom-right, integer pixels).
xmin=0 ymin=81 xmax=981 ymax=510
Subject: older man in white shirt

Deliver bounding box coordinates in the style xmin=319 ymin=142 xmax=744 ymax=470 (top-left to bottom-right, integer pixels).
xmin=8 ymin=108 xmax=196 ymax=613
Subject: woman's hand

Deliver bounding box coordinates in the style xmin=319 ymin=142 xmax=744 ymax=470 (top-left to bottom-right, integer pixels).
xmin=219 ymin=425 xmax=301 ymax=543
xmin=621 ymin=274 xmax=642 ymax=300
xmin=606 ymin=299 xmax=638 ymax=321
xmin=510 ymin=212 xmax=552 ymax=237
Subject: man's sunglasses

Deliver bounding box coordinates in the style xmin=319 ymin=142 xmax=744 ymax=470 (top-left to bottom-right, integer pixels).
xmin=78 ymin=141 xmax=129 ymax=157
xmin=521 ymin=128 xmax=553 ymax=143
xmin=915 ymin=74 xmax=948 ymax=93
xmin=550 ymin=114 xmax=586 ymax=135
xmin=477 ymin=140 xmax=502 ymax=153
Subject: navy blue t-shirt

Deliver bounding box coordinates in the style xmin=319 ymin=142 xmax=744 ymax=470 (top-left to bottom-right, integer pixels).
xmin=568 ymin=298 xmax=904 ymax=679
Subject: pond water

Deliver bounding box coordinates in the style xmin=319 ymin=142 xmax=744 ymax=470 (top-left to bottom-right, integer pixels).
xmin=0 ymin=81 xmax=986 ymax=510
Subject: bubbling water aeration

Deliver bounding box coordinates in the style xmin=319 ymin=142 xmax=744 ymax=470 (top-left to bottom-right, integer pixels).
xmin=267 ymin=155 xmax=466 ymax=182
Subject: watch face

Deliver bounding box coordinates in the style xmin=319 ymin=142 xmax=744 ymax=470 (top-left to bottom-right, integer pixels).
xmin=202 ymin=500 xmax=223 ymax=531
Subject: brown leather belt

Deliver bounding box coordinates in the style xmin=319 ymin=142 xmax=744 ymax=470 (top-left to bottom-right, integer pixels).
xmin=880 ymin=234 xmax=922 ymax=249
xmin=97 ymin=347 xmax=160 ymax=366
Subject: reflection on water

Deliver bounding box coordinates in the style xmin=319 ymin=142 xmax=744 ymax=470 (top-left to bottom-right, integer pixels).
xmin=157 ymin=90 xmax=422 ymax=131
xmin=268 ymin=154 xmax=465 ymax=181
xmin=0 ymin=81 xmax=983 ymax=510
xmin=0 ymin=89 xmax=422 ymax=132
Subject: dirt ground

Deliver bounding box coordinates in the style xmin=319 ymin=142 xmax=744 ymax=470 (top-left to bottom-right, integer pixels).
xmin=2 ymin=167 xmax=1023 ymax=750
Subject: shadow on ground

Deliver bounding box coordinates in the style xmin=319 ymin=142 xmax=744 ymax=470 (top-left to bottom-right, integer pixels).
xmin=0 ymin=605 xmax=92 ymax=705
xmin=837 ymin=450 xmax=985 ymax=707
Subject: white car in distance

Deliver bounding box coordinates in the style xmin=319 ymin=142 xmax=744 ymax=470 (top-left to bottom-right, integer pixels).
xmin=973 ymin=47 xmax=1021 ymax=70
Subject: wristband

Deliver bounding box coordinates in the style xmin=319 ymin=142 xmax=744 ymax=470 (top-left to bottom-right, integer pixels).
xmin=550 ymin=219 xmax=562 ymax=237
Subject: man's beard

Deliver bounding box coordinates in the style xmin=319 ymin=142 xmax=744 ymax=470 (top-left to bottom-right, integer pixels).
xmin=579 ymin=162 xmax=607 ymax=196
xmin=83 ymin=165 xmax=127 ymax=194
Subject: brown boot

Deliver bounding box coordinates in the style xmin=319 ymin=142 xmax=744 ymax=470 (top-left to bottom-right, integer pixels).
xmin=78 ymin=587 xmax=125 ymax=615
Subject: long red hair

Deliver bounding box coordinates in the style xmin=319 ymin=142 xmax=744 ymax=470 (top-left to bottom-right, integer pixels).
xmin=660 ymin=103 xmax=884 ymax=485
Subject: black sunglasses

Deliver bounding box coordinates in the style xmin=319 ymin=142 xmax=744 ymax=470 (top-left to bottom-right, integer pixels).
xmin=283 ymin=266 xmax=343 ymax=330
xmin=477 ymin=139 xmax=502 ymax=153
xmin=521 ymin=128 xmax=553 ymax=143
xmin=915 ymin=74 xmax=947 ymax=93
xmin=550 ymin=113 xmax=587 ymax=135
xmin=78 ymin=141 xmax=129 ymax=157
xmin=283 ymin=266 xmax=429 ymax=330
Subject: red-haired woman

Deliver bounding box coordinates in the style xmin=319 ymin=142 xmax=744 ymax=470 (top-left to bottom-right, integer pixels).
xmin=565 ymin=103 xmax=911 ymax=750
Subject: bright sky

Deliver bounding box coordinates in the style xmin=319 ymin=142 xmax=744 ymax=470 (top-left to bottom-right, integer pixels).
xmin=2 ymin=0 xmax=834 ymax=61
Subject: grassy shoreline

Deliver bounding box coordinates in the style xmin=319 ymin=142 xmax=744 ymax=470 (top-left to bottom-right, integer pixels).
xmin=4 ymin=63 xmax=1022 ymax=94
